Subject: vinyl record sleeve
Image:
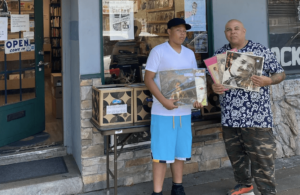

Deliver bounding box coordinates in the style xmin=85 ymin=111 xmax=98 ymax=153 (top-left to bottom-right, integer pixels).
xmin=217 ymin=51 xmax=253 ymax=86
xmin=222 ymin=51 xmax=264 ymax=92
xmin=194 ymin=68 xmax=207 ymax=106
xmin=204 ymin=48 xmax=238 ymax=84
xmin=159 ymin=69 xmax=197 ymax=106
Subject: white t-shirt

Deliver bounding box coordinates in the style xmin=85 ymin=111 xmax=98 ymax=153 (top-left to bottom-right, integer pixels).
xmin=145 ymin=42 xmax=197 ymax=116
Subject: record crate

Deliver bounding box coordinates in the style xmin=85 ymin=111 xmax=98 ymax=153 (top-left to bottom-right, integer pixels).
xmin=129 ymin=84 xmax=153 ymax=123
xmin=92 ymin=86 xmax=133 ymax=126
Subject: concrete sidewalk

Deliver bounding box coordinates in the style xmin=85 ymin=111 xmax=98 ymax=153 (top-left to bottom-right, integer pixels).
xmin=84 ymin=155 xmax=300 ymax=195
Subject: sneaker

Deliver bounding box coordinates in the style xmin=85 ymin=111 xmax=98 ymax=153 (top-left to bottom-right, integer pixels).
xmin=171 ymin=185 xmax=186 ymax=195
xmin=227 ymin=184 xmax=254 ymax=195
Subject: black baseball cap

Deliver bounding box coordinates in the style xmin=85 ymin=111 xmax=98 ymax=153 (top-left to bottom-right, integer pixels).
xmin=167 ymin=18 xmax=191 ymax=30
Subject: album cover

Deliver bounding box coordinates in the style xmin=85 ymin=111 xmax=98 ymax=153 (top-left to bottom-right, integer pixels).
xmin=194 ymin=68 xmax=207 ymax=106
xmin=159 ymin=69 xmax=197 ymax=106
xmin=169 ymin=0 xmax=174 ymax=7
xmin=163 ymin=12 xmax=169 ymax=21
xmin=204 ymin=57 xmax=221 ymax=84
xmin=217 ymin=51 xmax=252 ymax=87
xmin=204 ymin=48 xmax=237 ymax=84
xmin=169 ymin=11 xmax=174 ymax=20
xmin=159 ymin=0 xmax=164 ymax=8
xmin=163 ymin=0 xmax=169 ymax=7
xmin=222 ymin=51 xmax=264 ymax=92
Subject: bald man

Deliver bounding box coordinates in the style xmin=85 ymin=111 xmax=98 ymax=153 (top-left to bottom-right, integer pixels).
xmin=212 ymin=19 xmax=286 ymax=195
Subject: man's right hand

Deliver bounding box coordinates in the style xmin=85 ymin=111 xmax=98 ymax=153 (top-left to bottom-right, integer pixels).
xmin=212 ymin=83 xmax=227 ymax=95
xmin=162 ymin=99 xmax=179 ymax=110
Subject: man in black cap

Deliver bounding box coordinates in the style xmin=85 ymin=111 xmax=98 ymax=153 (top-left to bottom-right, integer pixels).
xmin=144 ymin=18 xmax=202 ymax=195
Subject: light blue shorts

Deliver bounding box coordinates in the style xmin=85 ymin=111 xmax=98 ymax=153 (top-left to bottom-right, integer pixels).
xmin=151 ymin=114 xmax=192 ymax=163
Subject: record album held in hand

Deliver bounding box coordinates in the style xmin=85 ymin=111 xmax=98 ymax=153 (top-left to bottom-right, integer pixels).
xmin=159 ymin=69 xmax=197 ymax=106
xmin=222 ymin=51 xmax=264 ymax=92
xmin=194 ymin=68 xmax=207 ymax=106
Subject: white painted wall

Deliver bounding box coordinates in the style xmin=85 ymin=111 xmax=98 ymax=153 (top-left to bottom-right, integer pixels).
xmin=212 ymin=0 xmax=269 ymax=51
xmin=62 ymin=0 xmax=82 ymax=172
xmin=78 ymin=0 xmax=101 ymax=75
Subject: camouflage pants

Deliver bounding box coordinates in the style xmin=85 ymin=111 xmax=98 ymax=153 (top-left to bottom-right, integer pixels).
xmin=222 ymin=126 xmax=277 ymax=195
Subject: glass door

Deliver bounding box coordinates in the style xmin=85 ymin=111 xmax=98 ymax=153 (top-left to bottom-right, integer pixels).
xmin=0 ymin=0 xmax=45 ymax=147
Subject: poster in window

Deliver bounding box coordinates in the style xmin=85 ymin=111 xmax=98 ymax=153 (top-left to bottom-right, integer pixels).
xmin=184 ymin=0 xmax=206 ymax=31
xmin=109 ymin=1 xmax=134 ymax=41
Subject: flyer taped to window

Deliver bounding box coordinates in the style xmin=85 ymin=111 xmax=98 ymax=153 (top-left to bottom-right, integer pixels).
xmin=109 ymin=1 xmax=134 ymax=41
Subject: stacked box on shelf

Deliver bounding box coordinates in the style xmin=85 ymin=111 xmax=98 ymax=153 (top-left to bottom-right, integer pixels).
xmin=92 ymin=86 xmax=133 ymax=126
xmin=51 ymin=73 xmax=62 ymax=119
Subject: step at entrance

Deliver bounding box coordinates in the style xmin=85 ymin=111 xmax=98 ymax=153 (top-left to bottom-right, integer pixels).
xmin=0 ymin=155 xmax=83 ymax=195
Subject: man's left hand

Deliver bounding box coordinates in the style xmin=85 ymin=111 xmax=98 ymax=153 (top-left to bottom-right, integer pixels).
xmin=193 ymin=101 xmax=203 ymax=109
xmin=251 ymin=75 xmax=272 ymax=87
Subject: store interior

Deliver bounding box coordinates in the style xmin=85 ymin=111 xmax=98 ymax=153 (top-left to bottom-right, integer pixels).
xmin=0 ymin=0 xmax=63 ymax=154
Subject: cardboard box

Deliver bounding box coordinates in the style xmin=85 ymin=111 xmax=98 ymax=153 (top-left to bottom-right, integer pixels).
xmin=52 ymin=86 xmax=62 ymax=98
xmin=129 ymin=84 xmax=152 ymax=123
xmin=52 ymin=96 xmax=62 ymax=119
xmin=51 ymin=73 xmax=62 ymax=87
xmin=9 ymin=73 xmax=24 ymax=80
xmin=0 ymin=51 xmax=35 ymax=61
xmin=0 ymin=78 xmax=35 ymax=91
xmin=92 ymin=86 xmax=133 ymax=126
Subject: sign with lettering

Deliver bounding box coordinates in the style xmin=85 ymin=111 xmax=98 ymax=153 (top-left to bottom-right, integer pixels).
xmin=270 ymin=33 xmax=300 ymax=74
xmin=11 ymin=14 xmax=30 ymax=32
xmin=106 ymin=104 xmax=127 ymax=115
xmin=5 ymin=38 xmax=32 ymax=54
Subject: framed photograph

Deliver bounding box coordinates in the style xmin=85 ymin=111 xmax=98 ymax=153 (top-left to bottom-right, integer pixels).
xmin=222 ymin=51 xmax=264 ymax=92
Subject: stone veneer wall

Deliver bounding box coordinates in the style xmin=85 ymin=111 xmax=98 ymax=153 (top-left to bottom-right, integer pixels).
xmin=271 ymin=79 xmax=300 ymax=158
xmin=79 ymin=78 xmax=300 ymax=193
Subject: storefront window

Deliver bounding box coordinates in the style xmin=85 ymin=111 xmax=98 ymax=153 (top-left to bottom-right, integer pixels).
xmin=268 ymin=0 xmax=300 ymax=74
xmin=102 ymin=0 xmax=210 ymax=84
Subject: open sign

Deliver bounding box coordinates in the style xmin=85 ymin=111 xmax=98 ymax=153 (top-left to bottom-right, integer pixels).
xmin=5 ymin=38 xmax=32 ymax=54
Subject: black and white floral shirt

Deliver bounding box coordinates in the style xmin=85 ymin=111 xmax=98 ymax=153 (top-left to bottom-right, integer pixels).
xmin=215 ymin=40 xmax=284 ymax=128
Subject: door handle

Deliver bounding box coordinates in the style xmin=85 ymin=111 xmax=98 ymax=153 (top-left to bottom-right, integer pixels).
xmin=38 ymin=61 xmax=49 ymax=67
